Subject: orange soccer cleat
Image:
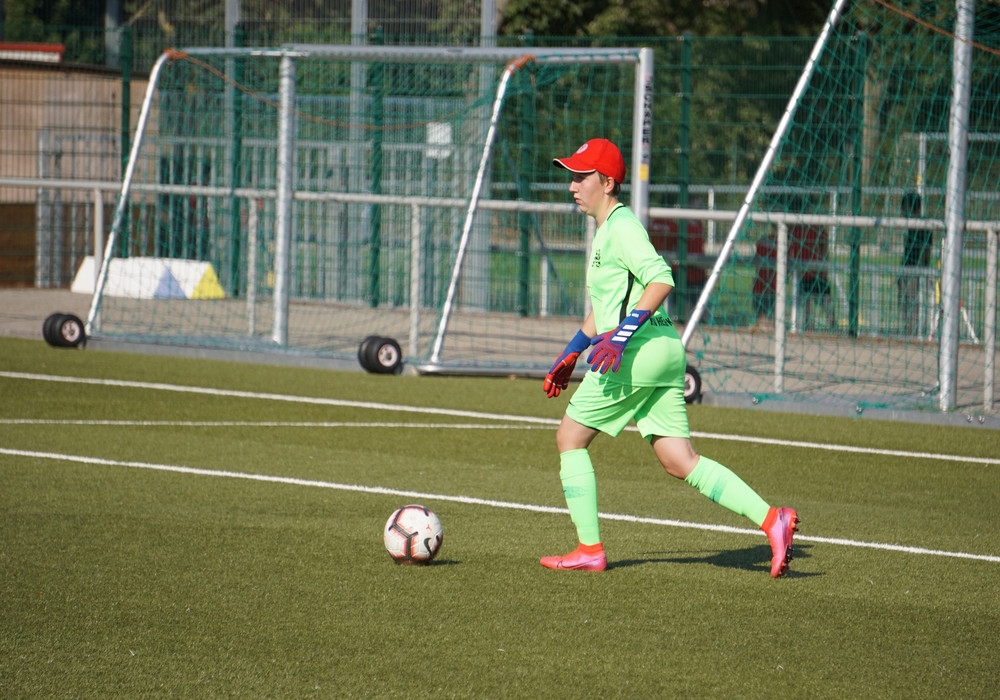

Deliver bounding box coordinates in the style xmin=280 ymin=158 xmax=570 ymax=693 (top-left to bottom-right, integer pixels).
xmin=539 ymin=544 xmax=607 ymax=572
xmin=762 ymin=507 xmax=799 ymax=578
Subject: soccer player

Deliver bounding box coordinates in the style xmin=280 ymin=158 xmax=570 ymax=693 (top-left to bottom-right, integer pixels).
xmin=540 ymin=138 xmax=798 ymax=577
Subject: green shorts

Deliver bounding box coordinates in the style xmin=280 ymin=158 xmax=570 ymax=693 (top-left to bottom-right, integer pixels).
xmin=566 ymin=372 xmax=691 ymax=441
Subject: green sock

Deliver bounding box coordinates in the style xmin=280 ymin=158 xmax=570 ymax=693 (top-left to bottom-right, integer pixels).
xmin=684 ymin=456 xmax=771 ymax=527
xmin=559 ymin=449 xmax=601 ymax=546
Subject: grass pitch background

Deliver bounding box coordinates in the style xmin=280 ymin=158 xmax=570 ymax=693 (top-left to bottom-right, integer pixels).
xmin=1 ymin=336 xmax=998 ymax=697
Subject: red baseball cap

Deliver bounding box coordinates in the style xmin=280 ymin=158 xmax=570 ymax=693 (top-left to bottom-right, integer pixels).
xmin=553 ymin=138 xmax=626 ymax=184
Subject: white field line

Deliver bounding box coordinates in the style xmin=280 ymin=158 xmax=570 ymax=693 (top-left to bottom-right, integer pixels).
xmin=1 ymin=370 xmax=998 ymax=466
xmin=1 ymin=445 xmax=998 ymax=565
xmin=692 ymin=431 xmax=1000 ymax=466
xmin=2 ymin=371 xmax=999 ymax=563
xmin=0 ymin=419 xmax=550 ymax=429
xmin=0 ymin=371 xmax=556 ymax=424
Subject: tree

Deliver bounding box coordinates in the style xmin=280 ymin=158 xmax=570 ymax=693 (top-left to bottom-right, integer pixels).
xmin=499 ymin=0 xmax=831 ymax=39
xmin=499 ymin=0 xmax=606 ymax=37
xmin=2 ymin=0 xmax=834 ymax=40
xmin=2 ymin=0 xmax=107 ymax=32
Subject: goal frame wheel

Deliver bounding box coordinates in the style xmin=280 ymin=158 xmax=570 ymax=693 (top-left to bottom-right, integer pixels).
xmin=43 ymin=313 xmax=86 ymax=348
xmin=684 ymin=365 xmax=702 ymax=404
xmin=357 ymin=335 xmax=383 ymax=372
xmin=367 ymin=337 xmax=403 ymax=374
xmin=43 ymin=313 xmax=66 ymax=346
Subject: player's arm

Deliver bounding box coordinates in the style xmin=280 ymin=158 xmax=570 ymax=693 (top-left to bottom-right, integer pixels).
xmin=543 ymin=311 xmax=596 ymax=398
xmin=587 ymin=282 xmax=672 ymax=374
xmin=634 ymin=281 xmax=672 ymax=311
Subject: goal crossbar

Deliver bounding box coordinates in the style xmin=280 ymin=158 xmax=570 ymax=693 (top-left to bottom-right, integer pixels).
xmin=187 ymin=44 xmax=648 ymax=65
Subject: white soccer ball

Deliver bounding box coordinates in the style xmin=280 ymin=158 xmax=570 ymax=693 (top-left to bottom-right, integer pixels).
xmin=383 ymin=505 xmax=444 ymax=565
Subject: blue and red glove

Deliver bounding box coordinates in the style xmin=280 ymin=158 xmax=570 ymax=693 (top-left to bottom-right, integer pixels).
xmin=587 ymin=309 xmax=652 ymax=374
xmin=543 ymin=329 xmax=591 ymax=398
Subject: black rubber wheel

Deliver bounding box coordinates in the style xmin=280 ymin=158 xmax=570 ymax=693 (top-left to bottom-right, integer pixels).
xmin=55 ymin=314 xmax=86 ymax=348
xmin=367 ymin=337 xmax=403 ymax=374
xmin=43 ymin=313 xmax=66 ymax=346
xmin=358 ymin=335 xmax=384 ymax=372
xmin=683 ymin=365 xmax=702 ymax=404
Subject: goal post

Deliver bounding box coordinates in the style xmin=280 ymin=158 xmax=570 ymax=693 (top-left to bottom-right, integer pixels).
xmin=671 ymin=0 xmax=1000 ymax=416
xmin=85 ymin=43 xmax=653 ymax=374
xmin=681 ymin=0 xmax=848 ymax=348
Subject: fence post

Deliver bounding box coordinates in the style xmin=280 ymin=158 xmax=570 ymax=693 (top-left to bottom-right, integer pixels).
xmin=92 ymin=188 xmax=104 ymax=290
xmin=368 ymin=29 xmax=384 ymax=308
xmin=226 ymin=26 xmax=245 ymax=297
xmin=119 ymin=26 xmax=132 ymax=182
xmin=985 ymin=229 xmax=997 ymax=412
xmin=774 ymin=222 xmax=788 ymax=394
xmin=247 ymin=198 xmax=258 ymax=337
xmin=939 ymin=0 xmax=975 ymax=411
xmin=675 ymin=34 xmax=692 ymax=321
xmin=409 ymin=202 xmax=422 ymax=360
xmin=271 ymin=53 xmax=296 ymax=346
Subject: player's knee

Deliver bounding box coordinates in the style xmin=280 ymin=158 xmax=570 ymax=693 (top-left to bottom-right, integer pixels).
xmin=555 ymin=423 xmax=592 ymax=452
xmin=653 ymin=438 xmax=699 ymax=479
xmin=660 ymin=459 xmax=696 ymax=480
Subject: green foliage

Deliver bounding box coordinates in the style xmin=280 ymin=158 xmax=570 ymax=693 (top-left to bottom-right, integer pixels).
xmin=500 ymin=0 xmax=831 ymax=38
xmin=2 ymin=0 xmax=102 ymax=31
xmin=500 ymin=0 xmax=607 ymax=37
xmin=3 ymin=0 xmax=834 ymax=47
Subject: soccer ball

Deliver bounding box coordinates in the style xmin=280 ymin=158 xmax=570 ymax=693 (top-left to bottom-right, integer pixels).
xmin=383 ymin=505 xmax=444 ymax=565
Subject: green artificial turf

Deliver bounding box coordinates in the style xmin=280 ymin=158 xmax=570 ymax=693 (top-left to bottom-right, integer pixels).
xmin=1 ymin=336 xmax=998 ymax=697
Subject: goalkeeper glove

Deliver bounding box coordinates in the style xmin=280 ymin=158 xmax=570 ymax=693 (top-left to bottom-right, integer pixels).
xmin=587 ymin=309 xmax=652 ymax=374
xmin=543 ymin=329 xmax=591 ymax=398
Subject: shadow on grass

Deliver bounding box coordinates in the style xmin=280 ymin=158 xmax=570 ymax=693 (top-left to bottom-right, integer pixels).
xmin=391 ymin=558 xmax=462 ymax=567
xmin=608 ymin=543 xmax=819 ymax=578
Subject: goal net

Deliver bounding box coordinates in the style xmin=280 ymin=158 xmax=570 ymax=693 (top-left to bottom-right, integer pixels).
xmin=85 ymin=43 xmax=652 ymax=373
xmin=675 ymin=0 xmax=1000 ymax=416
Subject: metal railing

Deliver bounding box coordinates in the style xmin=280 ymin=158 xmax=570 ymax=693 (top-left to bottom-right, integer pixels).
xmin=2 ymin=176 xmax=996 ymax=412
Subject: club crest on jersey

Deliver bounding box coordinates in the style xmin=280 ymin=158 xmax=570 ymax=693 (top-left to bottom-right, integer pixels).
xmin=591 ymin=249 xmax=602 ymax=268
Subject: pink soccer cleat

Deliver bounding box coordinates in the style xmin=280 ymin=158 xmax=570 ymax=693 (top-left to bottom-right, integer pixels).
xmin=762 ymin=507 xmax=799 ymax=578
xmin=540 ymin=545 xmax=607 ymax=572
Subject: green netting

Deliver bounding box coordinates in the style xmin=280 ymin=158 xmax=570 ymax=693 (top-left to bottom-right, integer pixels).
xmin=684 ymin=1 xmax=999 ymax=416
xmin=74 ymin=2 xmax=1000 ymax=417
xmin=89 ymin=46 xmax=644 ymax=368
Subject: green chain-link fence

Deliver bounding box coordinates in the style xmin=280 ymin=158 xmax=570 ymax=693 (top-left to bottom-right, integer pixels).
xmin=2 ymin=2 xmax=998 ymax=416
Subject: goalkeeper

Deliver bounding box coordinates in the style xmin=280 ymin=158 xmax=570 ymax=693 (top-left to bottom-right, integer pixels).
xmin=540 ymin=138 xmax=798 ymax=578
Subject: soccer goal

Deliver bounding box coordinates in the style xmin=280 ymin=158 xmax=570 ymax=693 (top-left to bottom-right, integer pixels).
xmin=85 ymin=43 xmax=653 ymax=373
xmin=672 ymin=0 xmax=1000 ymax=416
